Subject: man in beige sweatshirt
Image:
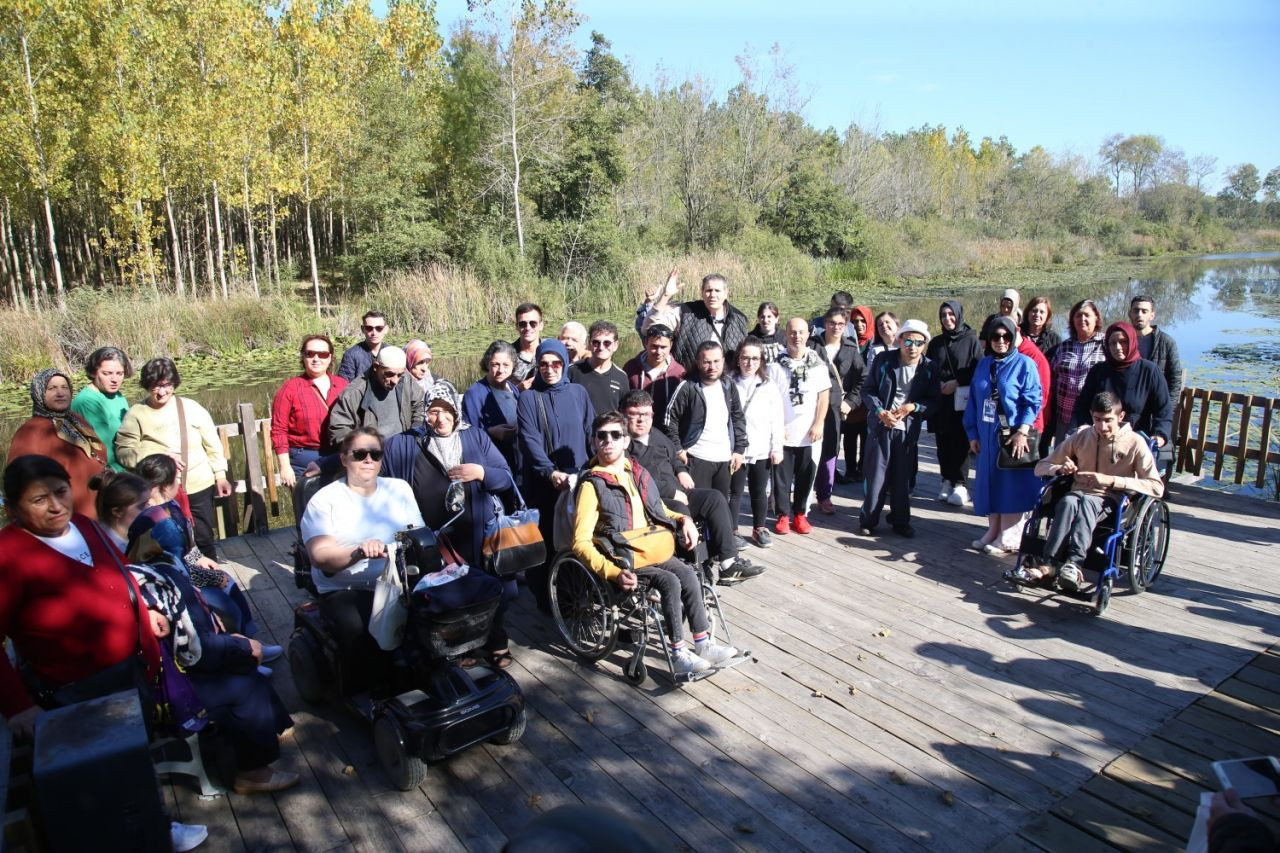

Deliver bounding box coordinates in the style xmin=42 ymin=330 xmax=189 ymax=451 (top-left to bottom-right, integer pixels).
xmin=1028 ymin=390 xmax=1164 ymax=591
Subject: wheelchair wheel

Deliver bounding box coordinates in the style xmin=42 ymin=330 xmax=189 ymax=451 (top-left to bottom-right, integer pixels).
xmin=1092 ymin=574 xmax=1113 ymax=617
xmin=288 ymin=630 xmax=327 ymax=704
xmin=374 ymin=714 xmax=427 ymax=791
xmin=1127 ymin=500 xmax=1171 ymax=592
xmin=624 ymin=654 xmax=648 ymax=687
xmin=550 ymin=556 xmax=618 ymax=662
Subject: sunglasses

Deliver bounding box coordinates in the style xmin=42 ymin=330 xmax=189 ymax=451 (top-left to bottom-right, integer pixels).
xmin=590 ymin=339 xmax=615 ymax=349
xmin=900 ymin=339 xmax=926 ymax=348
xmin=350 ymin=448 xmax=383 ymax=461
xmin=517 ymin=320 xmax=541 ymax=329
xmin=363 ymin=324 xmax=385 ymax=332
xmin=538 ymin=360 xmax=563 ymax=370
xmin=304 ymin=350 xmax=331 ymax=359
xmin=595 ymin=430 xmax=625 ymax=442
xmin=990 ymin=333 xmax=1012 ymax=342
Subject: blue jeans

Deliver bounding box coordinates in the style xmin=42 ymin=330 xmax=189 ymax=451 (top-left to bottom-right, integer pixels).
xmin=201 ymin=581 xmax=260 ymax=637
xmin=288 ymin=447 xmax=321 ymax=479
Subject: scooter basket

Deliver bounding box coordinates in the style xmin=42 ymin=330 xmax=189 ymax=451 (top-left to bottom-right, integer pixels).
xmin=411 ymin=573 xmax=504 ymax=658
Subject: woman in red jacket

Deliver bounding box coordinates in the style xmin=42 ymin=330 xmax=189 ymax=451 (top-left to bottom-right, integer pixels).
xmin=271 ymin=334 xmax=348 ymax=489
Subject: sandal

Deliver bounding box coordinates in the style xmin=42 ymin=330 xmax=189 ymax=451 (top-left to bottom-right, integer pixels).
xmin=1005 ymin=564 xmax=1048 ymax=586
xmin=490 ymin=650 xmax=514 ymax=669
xmin=460 ymin=656 xmax=481 ymax=668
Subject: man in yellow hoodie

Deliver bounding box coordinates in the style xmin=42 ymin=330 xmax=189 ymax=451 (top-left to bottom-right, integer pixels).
xmin=572 ymin=411 xmax=739 ymax=676
xmin=1025 ymin=391 xmax=1164 ymax=591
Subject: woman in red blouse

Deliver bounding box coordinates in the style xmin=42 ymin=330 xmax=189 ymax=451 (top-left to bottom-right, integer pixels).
xmin=0 ymin=455 xmax=163 ymax=738
xmin=271 ymin=334 xmax=348 ymax=488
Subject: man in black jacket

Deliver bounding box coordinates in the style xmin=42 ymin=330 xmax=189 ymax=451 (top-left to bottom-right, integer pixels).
xmin=1129 ymin=294 xmax=1183 ymax=468
xmin=623 ymin=390 xmax=762 ymax=584
xmin=640 ymin=271 xmax=751 ymax=371
xmin=663 ymin=341 xmax=747 ymax=504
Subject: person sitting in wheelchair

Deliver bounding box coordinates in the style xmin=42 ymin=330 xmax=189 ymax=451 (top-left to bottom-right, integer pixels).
xmin=1023 ymin=391 xmax=1164 ymax=591
xmin=572 ymin=412 xmax=738 ymax=676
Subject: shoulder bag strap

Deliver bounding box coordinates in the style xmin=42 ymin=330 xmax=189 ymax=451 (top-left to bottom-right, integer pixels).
xmin=86 ymin=522 xmax=147 ymax=654
xmin=175 ymin=397 xmax=190 ymax=490
xmin=536 ymin=392 xmax=554 ymax=461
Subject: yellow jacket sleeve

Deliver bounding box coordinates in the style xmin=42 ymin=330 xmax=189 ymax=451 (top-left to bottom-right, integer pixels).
xmin=571 ymin=482 xmax=622 ymax=582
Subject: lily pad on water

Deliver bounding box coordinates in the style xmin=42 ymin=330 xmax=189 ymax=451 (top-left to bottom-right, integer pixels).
xmin=1206 ymin=341 xmax=1280 ymax=365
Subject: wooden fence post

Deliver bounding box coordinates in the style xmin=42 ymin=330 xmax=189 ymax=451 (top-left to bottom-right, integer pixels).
xmin=238 ymin=403 xmax=269 ymax=535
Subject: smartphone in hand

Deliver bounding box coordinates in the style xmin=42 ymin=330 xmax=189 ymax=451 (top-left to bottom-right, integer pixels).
xmin=1212 ymin=756 xmax=1280 ymax=799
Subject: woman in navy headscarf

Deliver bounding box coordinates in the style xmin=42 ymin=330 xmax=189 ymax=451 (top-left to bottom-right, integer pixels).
xmin=515 ymin=339 xmax=595 ymax=613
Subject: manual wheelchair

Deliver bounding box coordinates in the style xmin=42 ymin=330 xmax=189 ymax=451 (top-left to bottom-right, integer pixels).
xmin=1008 ymin=473 xmax=1171 ymax=616
xmin=547 ymin=549 xmax=748 ymax=686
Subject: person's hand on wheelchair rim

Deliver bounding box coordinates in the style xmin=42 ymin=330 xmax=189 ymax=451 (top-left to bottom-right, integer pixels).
xmin=617 ymin=569 xmax=638 ymax=590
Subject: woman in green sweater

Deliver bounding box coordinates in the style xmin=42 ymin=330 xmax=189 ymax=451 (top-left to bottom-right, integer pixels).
xmin=70 ymin=346 xmax=133 ymax=470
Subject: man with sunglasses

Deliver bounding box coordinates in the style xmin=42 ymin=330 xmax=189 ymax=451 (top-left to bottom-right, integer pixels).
xmin=568 ymin=320 xmax=629 ymax=416
xmin=621 ymin=390 xmax=763 ymax=585
xmin=511 ymin=303 xmax=544 ymax=388
xmin=337 ymin=309 xmax=392 ymax=381
xmin=623 ymin=324 xmax=686 ymax=426
xmin=857 ymin=319 xmax=941 ymax=538
xmin=328 ymin=345 xmax=426 ymax=445
xmin=573 ymin=412 xmax=740 ymax=675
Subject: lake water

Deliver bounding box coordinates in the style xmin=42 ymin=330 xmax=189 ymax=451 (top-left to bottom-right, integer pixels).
xmin=3 ymin=252 xmax=1278 ymax=474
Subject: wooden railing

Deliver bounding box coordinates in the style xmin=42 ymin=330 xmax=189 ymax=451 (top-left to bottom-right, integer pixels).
xmin=1175 ymin=386 xmax=1280 ymax=489
xmin=212 ymin=403 xmax=284 ymax=538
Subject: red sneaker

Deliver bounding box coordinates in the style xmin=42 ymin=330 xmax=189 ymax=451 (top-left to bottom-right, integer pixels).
xmin=774 ymin=514 xmax=791 ymax=535
xmin=793 ymin=513 xmax=813 ymax=534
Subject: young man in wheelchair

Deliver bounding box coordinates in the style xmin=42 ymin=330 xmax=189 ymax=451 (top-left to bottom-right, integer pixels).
xmin=572 ymin=412 xmax=739 ymax=675
xmin=1022 ymin=391 xmax=1164 ymax=591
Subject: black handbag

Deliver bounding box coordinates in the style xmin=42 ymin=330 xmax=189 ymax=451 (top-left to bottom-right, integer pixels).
xmin=990 ymin=361 xmax=1041 ymax=470
xmin=483 ymin=481 xmax=546 ymax=579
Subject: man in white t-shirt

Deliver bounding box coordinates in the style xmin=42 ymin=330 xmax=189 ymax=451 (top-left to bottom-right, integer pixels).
xmin=773 ymin=318 xmax=830 ymax=535
xmin=662 ymin=341 xmax=747 ymax=505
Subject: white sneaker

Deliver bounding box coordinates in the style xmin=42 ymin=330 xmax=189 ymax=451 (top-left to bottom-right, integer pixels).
xmin=672 ymin=646 xmax=711 ymax=675
xmin=693 ymin=640 xmax=739 ymax=666
xmin=937 ymin=481 xmax=953 ymax=501
xmin=1058 ymin=562 xmax=1084 ymax=592
xmin=171 ymin=822 xmax=208 ymax=852
xmin=948 ymin=484 xmax=970 ymax=506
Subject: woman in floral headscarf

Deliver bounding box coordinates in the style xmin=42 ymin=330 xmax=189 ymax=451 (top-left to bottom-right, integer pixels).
xmin=5 ymin=369 xmax=109 ymax=518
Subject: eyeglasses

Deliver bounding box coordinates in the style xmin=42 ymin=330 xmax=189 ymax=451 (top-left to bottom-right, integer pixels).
xmin=350 ymin=448 xmax=384 ymax=461
xmin=304 ymin=350 xmax=331 ymax=359
xmin=990 ymin=333 xmax=1012 ymax=342
xmin=900 ymin=339 xmax=926 ymax=348
xmin=590 ymin=339 xmax=615 ymax=349
xmin=517 ymin=320 xmax=541 ymax=329
xmin=625 ymin=409 xmax=653 ymax=418
xmin=151 ymin=383 xmax=175 ymax=392
xmin=363 ymin=324 xmax=385 ymax=333
xmin=594 ymin=430 xmax=625 ymax=442
xmin=538 ymin=360 xmax=563 ymax=370
xmin=740 ymin=355 xmax=762 ymax=362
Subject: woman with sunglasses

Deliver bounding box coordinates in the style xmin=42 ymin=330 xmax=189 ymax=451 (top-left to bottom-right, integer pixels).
xmin=271 ymin=335 xmax=348 ymax=489
xmin=300 ymin=427 xmax=423 ymax=691
xmin=964 ymin=316 xmax=1043 ymax=555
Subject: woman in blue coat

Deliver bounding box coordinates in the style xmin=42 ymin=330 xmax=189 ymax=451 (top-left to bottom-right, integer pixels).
xmin=964 ymin=316 xmax=1043 ymax=556
xmin=462 ymin=341 xmax=522 ymax=473
xmin=514 ymin=339 xmax=594 ymax=613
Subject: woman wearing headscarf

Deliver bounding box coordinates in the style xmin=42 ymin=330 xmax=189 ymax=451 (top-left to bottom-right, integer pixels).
xmin=981 ymin=288 xmax=1022 ymax=341
xmin=462 ymin=340 xmax=521 ymax=472
xmin=515 ymin=339 xmax=595 ymax=612
xmin=1071 ymin=322 xmax=1172 ymax=463
xmin=6 ymin=369 xmax=110 ymax=518
xmin=404 ymin=339 xmax=438 ymax=392
xmin=964 ymin=316 xmax=1043 ymax=555
xmin=381 ymin=380 xmax=519 ymax=667
xmin=839 ymin=305 xmax=877 ymax=484
xmin=925 ymin=301 xmax=982 ymax=507
xmin=1048 ymin=299 xmax=1107 ymax=446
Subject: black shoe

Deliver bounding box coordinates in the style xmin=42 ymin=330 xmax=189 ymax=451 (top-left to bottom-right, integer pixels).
xmin=892 ymin=525 xmax=915 ymax=538
xmin=718 ymin=557 xmax=765 ymax=585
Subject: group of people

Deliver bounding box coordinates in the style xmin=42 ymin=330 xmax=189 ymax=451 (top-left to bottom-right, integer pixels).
xmin=1 ymin=273 xmax=1184 ymax=844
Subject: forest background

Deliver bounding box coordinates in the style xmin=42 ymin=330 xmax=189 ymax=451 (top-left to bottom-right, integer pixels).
xmin=1 ymin=0 xmax=1278 ymax=383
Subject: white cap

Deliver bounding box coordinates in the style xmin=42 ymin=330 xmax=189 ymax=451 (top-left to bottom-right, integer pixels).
xmin=375 ymin=345 xmax=407 ymax=370
xmin=896 ymin=318 xmax=932 ymax=345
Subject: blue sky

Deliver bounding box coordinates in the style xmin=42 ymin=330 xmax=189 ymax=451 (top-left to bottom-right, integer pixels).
xmin=425 ymin=0 xmax=1280 ymax=191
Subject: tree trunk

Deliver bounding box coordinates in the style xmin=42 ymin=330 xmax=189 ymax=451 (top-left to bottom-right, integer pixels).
xmin=25 ymin=221 xmax=44 ymax=310
xmin=184 ymin=214 xmax=198 ymax=295
xmin=242 ymin=159 xmax=259 ymax=297
xmin=211 ymin=181 xmax=228 ymax=298
xmin=302 ymin=129 xmax=321 ymax=316
xmin=18 ymin=26 xmax=66 ymax=302
xmin=508 ymin=61 xmax=525 ymax=256
xmin=268 ymin=190 xmax=279 ymax=286
xmin=203 ymin=193 xmax=216 ymax=299
xmin=164 ymin=184 xmax=185 ymax=296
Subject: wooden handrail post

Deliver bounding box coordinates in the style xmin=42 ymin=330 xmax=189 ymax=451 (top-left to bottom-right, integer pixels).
xmin=238 ymin=403 xmax=269 ymax=535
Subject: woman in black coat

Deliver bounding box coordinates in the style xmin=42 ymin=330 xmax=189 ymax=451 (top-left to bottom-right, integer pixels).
xmin=925 ymin=300 xmax=983 ymax=506
xmin=811 ymin=308 xmax=865 ymax=513
xmin=1071 ymin=321 xmax=1172 ymax=463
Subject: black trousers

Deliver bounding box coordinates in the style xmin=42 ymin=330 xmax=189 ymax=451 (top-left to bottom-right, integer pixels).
xmin=842 ymin=417 xmax=867 ymax=479
xmin=189 ymin=670 xmax=290 ymax=771
xmin=637 ymin=559 xmax=708 ymax=645
xmin=319 ymin=588 xmax=388 ymax=693
xmin=860 ymin=423 xmax=915 ymax=530
xmin=187 ymin=484 xmax=219 ymax=560
xmin=934 ymin=407 xmax=972 ymax=486
xmin=686 ymin=455 xmax=732 ymax=504
xmin=774 ymin=445 xmax=817 ymax=516
xmin=729 ymin=458 xmax=771 ymax=528
xmin=666 ymin=488 xmax=737 ymax=562
xmin=525 ymin=479 xmax=561 ymax=614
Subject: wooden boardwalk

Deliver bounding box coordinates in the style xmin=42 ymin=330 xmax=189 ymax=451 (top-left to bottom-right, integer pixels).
xmin=169 ymin=455 xmax=1280 ymax=852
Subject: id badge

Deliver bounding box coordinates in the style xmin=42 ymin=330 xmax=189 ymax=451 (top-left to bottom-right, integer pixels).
xmin=982 ymin=397 xmax=997 ymax=423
